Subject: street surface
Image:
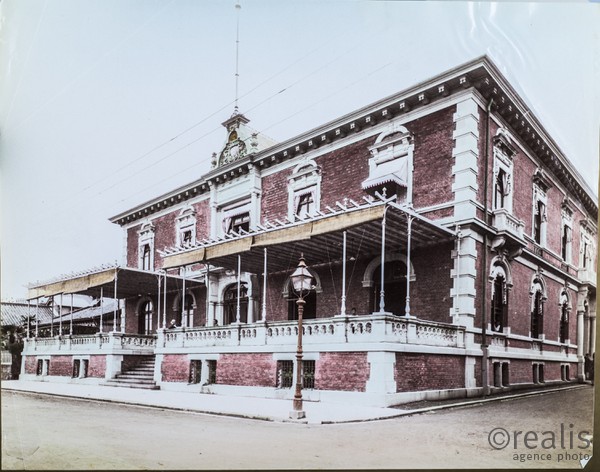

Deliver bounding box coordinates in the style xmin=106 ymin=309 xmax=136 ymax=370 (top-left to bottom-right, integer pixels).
xmin=1 ymin=386 xmax=594 ymax=469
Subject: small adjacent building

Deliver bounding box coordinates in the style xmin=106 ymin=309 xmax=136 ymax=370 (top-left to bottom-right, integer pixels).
xmin=20 ymin=57 xmax=596 ymax=406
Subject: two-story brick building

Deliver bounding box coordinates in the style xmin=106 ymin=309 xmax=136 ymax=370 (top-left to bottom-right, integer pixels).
xmin=21 ymin=56 xmax=597 ymax=407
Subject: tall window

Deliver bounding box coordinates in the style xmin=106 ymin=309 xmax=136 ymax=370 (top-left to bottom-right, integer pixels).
xmin=561 ymin=225 xmax=572 ymax=262
xmin=288 ymin=160 xmax=321 ymax=221
xmin=223 ymin=283 xmax=248 ymax=324
xmin=287 ymin=290 xmax=317 ymax=320
xmin=181 ymin=293 xmax=194 ymax=328
xmin=141 ymin=244 xmax=151 ymax=271
xmin=559 ymin=291 xmax=569 ymax=344
xmin=139 ymin=300 xmax=153 ymax=335
xmin=491 ymin=273 xmax=508 ymax=332
xmin=533 ymin=200 xmax=545 ymax=245
xmin=176 ymin=205 xmax=196 ymax=247
xmin=530 ymin=281 xmax=544 ymax=339
xmin=370 ymin=260 xmax=407 ymax=316
xmin=227 ymin=212 xmax=250 ymax=234
xmin=295 ymin=192 xmax=315 ymax=219
xmin=494 ymin=169 xmax=507 ymax=210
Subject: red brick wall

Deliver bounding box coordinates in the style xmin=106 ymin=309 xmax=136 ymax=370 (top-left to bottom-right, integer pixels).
xmin=49 ymin=355 xmax=73 ymax=376
xmin=24 ymin=356 xmax=37 ymax=375
xmin=216 ymin=353 xmax=276 ymax=387
xmin=544 ymin=361 xmax=562 ymax=381
xmin=316 ymin=138 xmax=372 ymax=209
xmin=88 ymin=355 xmax=106 ymax=378
xmin=395 ymin=353 xmax=464 ymax=392
xmin=161 ymin=354 xmax=189 ymax=382
xmin=411 ymin=243 xmax=453 ymax=323
xmin=410 ymin=107 xmax=455 ymax=209
xmin=506 ymin=359 xmax=533 ymax=384
xmin=261 ymin=167 xmax=292 ymax=224
xmin=127 ymin=224 xmax=141 ymax=268
xmin=316 ymin=352 xmax=369 ymax=392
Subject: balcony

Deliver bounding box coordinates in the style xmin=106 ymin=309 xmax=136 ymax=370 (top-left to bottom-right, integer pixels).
xmin=491 ymin=208 xmax=526 ymax=257
xmin=578 ymin=266 xmax=597 ymax=287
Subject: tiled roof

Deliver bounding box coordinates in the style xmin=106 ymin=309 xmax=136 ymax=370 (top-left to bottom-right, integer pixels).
xmin=1 ymin=301 xmax=54 ymax=327
xmin=50 ymin=299 xmax=119 ymax=325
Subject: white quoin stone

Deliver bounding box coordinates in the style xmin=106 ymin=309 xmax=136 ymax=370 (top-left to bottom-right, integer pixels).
xmin=366 ymin=351 xmax=396 ymax=394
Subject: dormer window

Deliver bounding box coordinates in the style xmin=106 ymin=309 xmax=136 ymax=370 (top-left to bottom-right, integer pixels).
xmin=288 ymin=160 xmax=321 ymax=221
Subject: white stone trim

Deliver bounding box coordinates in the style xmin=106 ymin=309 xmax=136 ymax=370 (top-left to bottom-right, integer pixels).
xmin=361 ymin=253 xmax=415 ymax=288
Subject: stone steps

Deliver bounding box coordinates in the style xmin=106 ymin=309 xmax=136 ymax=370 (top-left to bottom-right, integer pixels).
xmin=102 ymin=356 xmax=160 ymax=390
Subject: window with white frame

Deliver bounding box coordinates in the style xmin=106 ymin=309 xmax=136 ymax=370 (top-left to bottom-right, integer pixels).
xmin=559 ymin=290 xmax=570 ymax=344
xmin=580 ymin=222 xmax=596 ymax=271
xmin=530 ymin=278 xmax=545 ymax=339
xmin=361 ymin=124 xmax=413 ymax=202
xmin=138 ymin=222 xmax=155 ymax=270
xmin=532 ymin=170 xmax=550 ymax=247
xmin=490 ymin=264 xmax=509 ymax=332
xmin=288 ymin=160 xmax=321 ymax=221
xmin=492 ymin=128 xmax=516 ymax=212
xmin=176 ymin=205 xmax=196 ymax=247
xmin=560 ymin=200 xmax=573 ymax=263
xmin=220 ymin=200 xmax=251 ymax=236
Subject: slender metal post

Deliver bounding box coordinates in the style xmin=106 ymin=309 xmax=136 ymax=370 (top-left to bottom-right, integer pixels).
xmin=113 ymin=269 xmax=118 ymax=332
xmin=206 ymin=265 xmax=211 ymax=327
xmin=379 ymin=211 xmax=387 ymax=313
xmin=163 ymin=272 xmax=167 ymax=329
xmin=35 ymin=298 xmax=39 ymax=337
xmin=51 ymin=295 xmax=55 ymax=336
xmin=341 ymin=230 xmax=347 ymax=316
xmin=99 ymin=287 xmax=104 ymax=333
xmin=157 ymin=272 xmax=162 ymax=328
xmin=26 ymin=300 xmax=30 ymax=338
xmin=182 ymin=266 xmax=187 ymax=327
xmin=405 ymin=215 xmax=413 ymax=317
xmin=293 ymin=297 xmax=306 ymax=415
xmin=70 ymin=293 xmax=74 ymax=336
xmin=59 ymin=293 xmax=63 ymax=335
xmin=262 ymin=248 xmax=267 ymax=322
xmin=236 ymin=255 xmax=241 ymax=323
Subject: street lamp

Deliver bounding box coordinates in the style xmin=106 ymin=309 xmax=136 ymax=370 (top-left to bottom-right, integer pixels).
xmin=289 ymin=254 xmax=314 ymax=420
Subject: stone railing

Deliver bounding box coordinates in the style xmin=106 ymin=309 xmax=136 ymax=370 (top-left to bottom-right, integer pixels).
xmin=157 ymin=314 xmax=467 ymax=349
xmin=578 ymin=266 xmax=597 ymax=287
xmin=22 ymin=332 xmax=157 ymax=355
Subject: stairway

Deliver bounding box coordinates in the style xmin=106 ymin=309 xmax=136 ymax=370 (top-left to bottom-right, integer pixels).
xmin=103 ymin=355 xmax=160 ymax=390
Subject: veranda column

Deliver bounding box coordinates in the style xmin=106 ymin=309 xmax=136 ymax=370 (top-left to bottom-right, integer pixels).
xmin=99 ymin=287 xmax=104 ymax=333
xmin=70 ymin=293 xmax=74 ymax=336
xmin=340 ymin=230 xmax=347 ymax=316
xmin=181 ymin=266 xmax=187 ymax=328
xmin=379 ymin=210 xmax=387 ymax=313
xmin=51 ymin=295 xmax=55 ymax=336
xmin=163 ymin=272 xmax=167 ymax=328
xmin=113 ymin=269 xmax=118 ymax=332
xmin=35 ymin=298 xmax=39 ymax=337
xmin=59 ymin=293 xmax=63 ymax=335
xmin=26 ymin=300 xmax=30 ymax=338
xmin=262 ymin=248 xmax=267 ymax=322
xmin=236 ymin=255 xmax=242 ymax=323
xmin=205 ymin=265 xmax=212 ymax=326
xmin=157 ymin=272 xmax=162 ymax=328
xmin=405 ymin=215 xmax=414 ymax=317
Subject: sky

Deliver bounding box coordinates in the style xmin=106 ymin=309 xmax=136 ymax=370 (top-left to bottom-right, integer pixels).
xmin=1 ymin=0 xmax=599 ymax=300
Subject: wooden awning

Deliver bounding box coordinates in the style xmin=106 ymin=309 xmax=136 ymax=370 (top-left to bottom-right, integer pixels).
xmin=27 ymin=267 xmax=204 ymax=300
xmin=162 ymin=202 xmax=455 ymax=274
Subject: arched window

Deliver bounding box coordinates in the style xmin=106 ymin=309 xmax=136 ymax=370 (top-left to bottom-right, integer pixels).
xmin=370 ymin=260 xmax=407 ymax=316
xmin=138 ymin=300 xmax=154 ymax=335
xmin=223 ymin=283 xmax=248 ymax=325
xmin=491 ymin=271 xmax=508 ymax=332
xmin=559 ymin=291 xmax=569 ymax=344
xmin=530 ymin=280 xmax=545 ymax=339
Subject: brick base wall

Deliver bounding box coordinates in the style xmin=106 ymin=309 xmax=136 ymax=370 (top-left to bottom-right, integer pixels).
xmin=216 ymin=354 xmax=277 ymax=387
xmin=316 ymin=352 xmax=369 ymax=392
xmin=88 ymin=355 xmax=106 ymax=378
xmin=49 ymin=355 xmax=73 ymax=376
xmin=24 ymin=356 xmax=37 ymax=375
xmin=396 ymin=353 xmax=464 ymax=392
xmin=161 ymin=354 xmax=190 ymax=382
